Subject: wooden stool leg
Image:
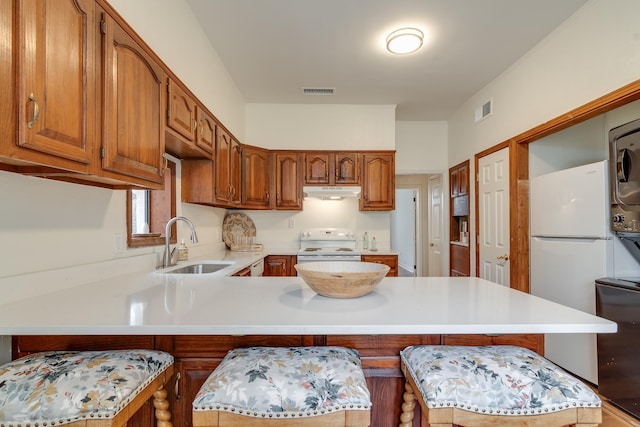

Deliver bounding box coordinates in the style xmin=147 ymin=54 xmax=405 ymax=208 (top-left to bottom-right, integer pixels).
xmin=153 ymin=387 xmax=173 ymax=427
xmin=399 ymin=380 xmax=416 ymax=427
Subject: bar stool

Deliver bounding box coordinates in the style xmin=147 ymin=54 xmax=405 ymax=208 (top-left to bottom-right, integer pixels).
xmin=398 ymin=345 xmax=601 ymax=427
xmin=0 ymin=349 xmax=174 ymax=427
xmin=193 ymin=346 xmax=371 ymax=426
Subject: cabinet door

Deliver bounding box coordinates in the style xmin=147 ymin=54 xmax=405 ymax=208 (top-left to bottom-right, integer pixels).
xmin=450 ymin=244 xmax=470 ymax=276
xmin=360 ymin=152 xmax=395 ymax=210
xmin=361 ymin=254 xmax=398 ymax=277
xmin=195 ymin=108 xmax=215 ymax=155
xmin=458 ymin=162 xmax=469 ymax=196
xmin=174 ymin=360 xmax=220 ymax=427
xmin=242 ymin=145 xmax=270 ymax=209
xmin=263 ymin=255 xmax=293 ymax=276
xmin=166 ymin=78 xmax=196 ymax=142
xmin=230 ymin=137 xmax=242 ymax=205
xmin=10 ymin=0 xmax=95 ymax=172
xmin=335 ymin=152 xmax=360 ymax=185
xmin=272 ymin=152 xmax=303 ymax=210
xmin=214 ymin=128 xmax=231 ymax=204
xmin=450 ymin=167 xmax=460 ymax=196
xmin=304 ymin=152 xmax=330 ymax=185
xmin=100 ymin=11 xmax=165 ymax=187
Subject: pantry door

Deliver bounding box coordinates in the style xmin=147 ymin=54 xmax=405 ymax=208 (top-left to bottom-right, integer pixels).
xmin=428 ymin=175 xmax=443 ymax=276
xmin=478 ymin=148 xmax=510 ymax=286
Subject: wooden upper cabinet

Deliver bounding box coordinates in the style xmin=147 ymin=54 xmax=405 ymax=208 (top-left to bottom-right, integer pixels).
xmin=196 ymin=108 xmax=215 ymax=155
xmin=230 ymin=137 xmax=242 ymax=205
xmin=303 ymin=152 xmax=360 ymax=186
xmin=360 ymin=152 xmax=395 ymax=211
xmin=165 ymin=78 xmax=212 ymax=158
xmin=166 ymin=78 xmax=196 ymax=142
xmin=214 ymin=128 xmax=241 ymax=206
xmin=450 ymin=161 xmax=469 ymax=197
xmin=99 ymin=9 xmax=165 ymax=188
xmin=214 ymin=127 xmax=231 ymax=204
xmin=2 ymin=0 xmax=95 ymax=172
xmin=335 ymin=152 xmax=360 ymax=185
xmin=304 ymin=152 xmax=330 ymax=185
xmin=272 ymin=152 xmax=303 ymax=210
xmin=242 ymin=145 xmax=270 ymax=209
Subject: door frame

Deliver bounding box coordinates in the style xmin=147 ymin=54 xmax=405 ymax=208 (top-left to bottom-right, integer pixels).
xmin=474 ymin=79 xmax=640 ymax=294
xmin=395 ymin=174 xmax=439 ymax=277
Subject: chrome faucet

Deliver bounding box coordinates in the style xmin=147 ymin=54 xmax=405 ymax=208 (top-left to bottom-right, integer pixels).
xmin=163 ymin=216 xmax=198 ymax=268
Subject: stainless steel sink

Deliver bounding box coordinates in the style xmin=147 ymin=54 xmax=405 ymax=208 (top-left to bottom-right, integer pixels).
xmin=161 ymin=261 xmax=233 ymax=275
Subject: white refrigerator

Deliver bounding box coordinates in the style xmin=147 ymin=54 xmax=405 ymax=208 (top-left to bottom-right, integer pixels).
xmin=530 ymin=160 xmax=612 ymax=385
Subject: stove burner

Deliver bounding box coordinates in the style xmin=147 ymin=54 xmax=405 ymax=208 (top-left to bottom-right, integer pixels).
xmin=302 ymin=248 xmax=321 ymax=252
xmin=336 ymin=248 xmax=353 ymax=251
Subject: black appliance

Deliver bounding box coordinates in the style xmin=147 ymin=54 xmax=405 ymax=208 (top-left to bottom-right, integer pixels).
xmin=596 ymin=277 xmax=640 ymax=419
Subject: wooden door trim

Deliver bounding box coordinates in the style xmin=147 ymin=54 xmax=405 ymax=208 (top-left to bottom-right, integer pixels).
xmin=475 ymin=78 xmax=640 ymax=293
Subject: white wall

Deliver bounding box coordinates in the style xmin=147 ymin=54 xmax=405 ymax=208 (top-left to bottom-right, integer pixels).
xmin=449 ymin=0 xmax=640 ymax=163
xmin=244 ymin=103 xmax=397 ymax=244
xmin=395 ymin=121 xmax=448 ymax=174
xmin=107 ymin=0 xmax=246 ymax=139
xmin=245 ymin=104 xmax=396 ymax=150
xmin=235 ymin=199 xmax=390 ymax=251
xmin=447 ymin=0 xmax=640 ymax=275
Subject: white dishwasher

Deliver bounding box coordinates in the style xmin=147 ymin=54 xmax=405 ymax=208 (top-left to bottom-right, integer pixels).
xmin=250 ymin=258 xmax=264 ymax=276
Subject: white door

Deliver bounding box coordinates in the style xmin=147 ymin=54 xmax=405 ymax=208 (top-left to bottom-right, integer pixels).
xmin=392 ymin=188 xmax=416 ymax=275
xmin=478 ymin=148 xmax=510 ymax=286
xmin=428 ymin=175 xmax=443 ymax=276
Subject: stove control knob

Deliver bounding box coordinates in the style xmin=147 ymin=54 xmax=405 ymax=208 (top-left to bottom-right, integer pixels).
xmin=613 ymin=214 xmax=625 ymax=223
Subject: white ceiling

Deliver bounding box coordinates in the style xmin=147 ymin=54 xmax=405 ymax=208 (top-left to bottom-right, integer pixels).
xmin=186 ymin=0 xmax=588 ymax=121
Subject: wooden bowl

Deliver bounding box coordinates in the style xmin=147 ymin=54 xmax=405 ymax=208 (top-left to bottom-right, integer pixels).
xmin=294 ymin=261 xmax=390 ymax=298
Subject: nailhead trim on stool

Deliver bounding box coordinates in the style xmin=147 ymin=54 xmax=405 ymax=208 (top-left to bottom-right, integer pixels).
xmin=399 ymin=345 xmax=602 ymax=427
xmin=193 ymin=346 xmax=371 ymax=420
xmin=0 ymin=350 xmax=174 ymax=427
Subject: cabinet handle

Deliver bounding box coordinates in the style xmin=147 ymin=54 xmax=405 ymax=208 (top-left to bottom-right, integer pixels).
xmin=174 ymin=372 xmax=181 ymax=401
xmin=27 ymin=93 xmax=39 ymax=129
xmin=193 ymin=119 xmax=197 ymax=131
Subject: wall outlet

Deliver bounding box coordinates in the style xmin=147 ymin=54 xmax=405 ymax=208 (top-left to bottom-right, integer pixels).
xmin=288 ymin=218 xmax=295 ymax=228
xmin=113 ymin=233 xmax=125 ymax=254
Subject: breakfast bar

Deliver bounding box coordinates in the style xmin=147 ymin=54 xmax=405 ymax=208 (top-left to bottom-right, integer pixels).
xmin=0 ymin=274 xmax=616 ymax=426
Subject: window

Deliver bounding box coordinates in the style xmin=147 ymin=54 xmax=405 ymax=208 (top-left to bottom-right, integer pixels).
xmin=127 ymin=160 xmax=176 ymax=248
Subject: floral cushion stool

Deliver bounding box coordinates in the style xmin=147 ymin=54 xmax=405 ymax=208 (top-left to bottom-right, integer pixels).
xmin=398 ymin=345 xmax=601 ymax=427
xmin=0 ymin=350 xmax=174 ymax=427
xmin=193 ymin=346 xmax=371 ymax=426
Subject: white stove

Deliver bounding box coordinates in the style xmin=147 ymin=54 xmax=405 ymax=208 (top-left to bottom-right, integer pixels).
xmin=297 ymin=228 xmax=361 ymax=262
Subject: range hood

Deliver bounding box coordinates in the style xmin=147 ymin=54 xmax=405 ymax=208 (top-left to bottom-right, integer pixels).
xmin=303 ymin=186 xmax=361 ymax=200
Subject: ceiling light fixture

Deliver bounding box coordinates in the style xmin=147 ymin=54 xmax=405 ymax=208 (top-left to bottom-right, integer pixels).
xmin=386 ymin=27 xmax=424 ymax=55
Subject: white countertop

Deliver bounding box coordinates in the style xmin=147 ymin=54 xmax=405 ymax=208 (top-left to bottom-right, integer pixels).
xmin=0 ymin=269 xmax=616 ymax=335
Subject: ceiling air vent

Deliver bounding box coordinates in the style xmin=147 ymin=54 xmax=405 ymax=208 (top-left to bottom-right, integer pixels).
xmin=302 ymin=87 xmax=335 ymax=95
xmin=474 ymin=98 xmax=493 ymax=123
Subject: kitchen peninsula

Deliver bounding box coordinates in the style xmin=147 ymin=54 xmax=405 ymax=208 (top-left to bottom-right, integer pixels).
xmin=0 ymin=269 xmax=615 ymax=426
